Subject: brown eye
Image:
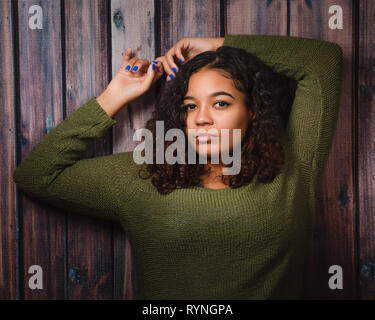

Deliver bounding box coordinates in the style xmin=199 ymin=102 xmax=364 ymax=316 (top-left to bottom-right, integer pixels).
xmin=214 ymin=101 xmax=229 ymax=108
xmin=184 ymin=104 xmax=196 ymax=110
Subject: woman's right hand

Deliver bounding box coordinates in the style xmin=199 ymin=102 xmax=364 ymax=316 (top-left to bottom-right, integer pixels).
xmin=97 ymin=48 xmax=164 ymax=117
xmin=162 ymin=37 xmax=224 ymax=80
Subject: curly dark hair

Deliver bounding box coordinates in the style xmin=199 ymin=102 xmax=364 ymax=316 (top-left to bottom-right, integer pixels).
xmin=138 ymin=45 xmax=297 ymax=195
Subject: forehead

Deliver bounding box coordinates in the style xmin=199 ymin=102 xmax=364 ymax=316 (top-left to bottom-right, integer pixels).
xmin=186 ymin=68 xmax=239 ymax=94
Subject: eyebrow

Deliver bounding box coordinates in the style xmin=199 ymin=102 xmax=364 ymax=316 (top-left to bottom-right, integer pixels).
xmin=183 ymin=91 xmax=235 ymax=101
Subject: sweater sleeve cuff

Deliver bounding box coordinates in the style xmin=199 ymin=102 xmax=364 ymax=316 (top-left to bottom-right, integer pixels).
xmin=56 ymin=96 xmax=117 ymax=139
xmin=83 ymin=96 xmax=117 ymax=126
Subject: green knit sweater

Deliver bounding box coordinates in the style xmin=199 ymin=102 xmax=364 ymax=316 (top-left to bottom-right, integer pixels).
xmin=13 ymin=34 xmax=343 ymax=299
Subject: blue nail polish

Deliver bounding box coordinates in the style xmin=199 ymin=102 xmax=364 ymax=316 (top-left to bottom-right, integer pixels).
xmin=180 ymin=58 xmax=184 ymax=63
xmin=152 ymin=64 xmax=155 ymax=71
xmin=132 ymin=66 xmax=138 ymax=71
xmin=169 ymin=74 xmax=175 ymax=79
xmin=172 ymin=67 xmax=177 ymax=73
xmin=125 ymin=65 xmax=130 ymax=70
xmin=152 ymin=60 xmax=158 ymax=64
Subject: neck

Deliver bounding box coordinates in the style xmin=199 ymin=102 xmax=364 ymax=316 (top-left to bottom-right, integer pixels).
xmin=200 ymin=162 xmax=229 ymax=187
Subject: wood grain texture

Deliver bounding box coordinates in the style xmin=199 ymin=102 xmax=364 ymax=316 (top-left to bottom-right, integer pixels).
xmin=159 ymin=0 xmax=221 ymax=54
xmin=18 ymin=0 xmax=66 ymax=299
xmin=64 ymin=0 xmax=113 ymax=299
xmin=111 ymin=0 xmax=156 ymax=154
xmin=358 ymin=0 xmax=375 ymax=299
xmin=112 ymin=225 xmax=135 ymax=299
xmin=110 ymin=0 xmax=156 ymax=299
xmin=290 ymin=0 xmax=356 ymax=299
xmin=225 ymin=0 xmax=287 ymax=35
xmin=0 ymin=0 xmax=17 ymax=299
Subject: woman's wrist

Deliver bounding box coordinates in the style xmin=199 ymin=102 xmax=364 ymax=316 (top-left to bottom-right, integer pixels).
xmin=96 ymin=89 xmax=127 ymax=118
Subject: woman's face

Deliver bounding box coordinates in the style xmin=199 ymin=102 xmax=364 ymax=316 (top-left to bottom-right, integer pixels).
xmin=184 ymin=67 xmax=252 ymax=161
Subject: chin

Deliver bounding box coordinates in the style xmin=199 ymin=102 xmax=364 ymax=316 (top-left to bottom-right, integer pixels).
xmin=195 ymin=144 xmax=224 ymax=162
xmin=187 ymin=137 xmax=230 ymax=163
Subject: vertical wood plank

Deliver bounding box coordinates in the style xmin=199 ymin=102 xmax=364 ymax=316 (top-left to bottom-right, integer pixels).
xmin=160 ymin=0 xmax=221 ymax=54
xmin=111 ymin=0 xmax=156 ymax=153
xmin=110 ymin=0 xmax=156 ymax=299
xmin=225 ymin=0 xmax=287 ymax=35
xmin=64 ymin=0 xmax=114 ymax=299
xmin=290 ymin=0 xmax=356 ymax=299
xmin=0 ymin=0 xmax=17 ymax=299
xmin=17 ymin=0 xmax=65 ymax=299
xmin=358 ymin=0 xmax=375 ymax=300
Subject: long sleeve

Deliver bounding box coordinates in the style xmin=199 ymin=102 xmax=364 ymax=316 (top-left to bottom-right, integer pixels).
xmin=223 ymin=34 xmax=344 ymax=187
xmin=13 ymin=97 xmax=138 ymax=223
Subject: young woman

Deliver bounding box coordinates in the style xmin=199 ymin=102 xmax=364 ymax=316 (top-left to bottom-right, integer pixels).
xmin=13 ymin=35 xmax=343 ymax=299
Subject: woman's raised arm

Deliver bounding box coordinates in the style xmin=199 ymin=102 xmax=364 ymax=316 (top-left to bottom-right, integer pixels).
xmin=223 ymin=34 xmax=344 ymax=187
xmin=12 ymin=97 xmax=141 ymax=223
xmin=12 ymin=48 xmax=160 ymax=222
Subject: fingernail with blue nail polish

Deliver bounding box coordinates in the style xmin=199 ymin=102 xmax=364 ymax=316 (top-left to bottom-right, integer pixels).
xmin=169 ymin=74 xmax=175 ymax=79
xmin=172 ymin=67 xmax=177 ymax=73
xmin=180 ymin=59 xmax=184 ymax=63
xmin=152 ymin=64 xmax=155 ymax=71
xmin=132 ymin=66 xmax=138 ymax=71
xmin=152 ymin=60 xmax=158 ymax=64
xmin=125 ymin=65 xmax=131 ymax=70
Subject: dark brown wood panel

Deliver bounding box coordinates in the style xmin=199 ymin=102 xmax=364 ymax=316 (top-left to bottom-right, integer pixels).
xmin=290 ymin=0 xmax=356 ymax=299
xmin=358 ymin=0 xmax=375 ymax=300
xmin=64 ymin=0 xmax=114 ymax=299
xmin=0 ymin=0 xmax=17 ymax=300
xmin=17 ymin=0 xmax=66 ymax=299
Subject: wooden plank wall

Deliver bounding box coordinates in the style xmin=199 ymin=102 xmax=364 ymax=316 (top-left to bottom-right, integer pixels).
xmin=358 ymin=0 xmax=375 ymax=300
xmin=17 ymin=0 xmax=65 ymax=299
xmin=0 ymin=0 xmax=17 ymax=300
xmin=1 ymin=0 xmax=373 ymax=299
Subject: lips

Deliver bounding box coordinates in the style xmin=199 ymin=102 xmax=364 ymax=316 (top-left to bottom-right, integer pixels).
xmin=195 ymin=133 xmax=219 ymax=142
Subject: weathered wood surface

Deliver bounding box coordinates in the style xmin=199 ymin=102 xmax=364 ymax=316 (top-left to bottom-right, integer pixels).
xmin=64 ymin=0 xmax=114 ymax=299
xmin=17 ymin=0 xmax=65 ymax=299
xmin=358 ymin=0 xmax=375 ymax=300
xmin=0 ymin=0 xmax=17 ymax=300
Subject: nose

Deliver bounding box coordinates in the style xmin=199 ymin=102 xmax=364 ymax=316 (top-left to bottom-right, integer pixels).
xmin=194 ymin=104 xmax=213 ymax=126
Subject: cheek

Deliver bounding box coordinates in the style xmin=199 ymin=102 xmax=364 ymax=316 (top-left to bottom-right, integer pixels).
xmin=223 ymin=117 xmax=249 ymax=148
xmin=184 ymin=113 xmax=191 ymax=128
xmin=223 ymin=116 xmax=248 ymax=137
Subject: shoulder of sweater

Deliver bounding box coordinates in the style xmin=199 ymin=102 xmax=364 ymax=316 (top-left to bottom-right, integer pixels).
xmin=107 ymin=150 xmax=148 ymax=200
xmin=110 ymin=151 xmax=145 ymax=176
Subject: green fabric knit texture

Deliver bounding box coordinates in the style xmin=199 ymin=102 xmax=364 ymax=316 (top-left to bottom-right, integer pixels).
xmin=13 ymin=34 xmax=343 ymax=299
